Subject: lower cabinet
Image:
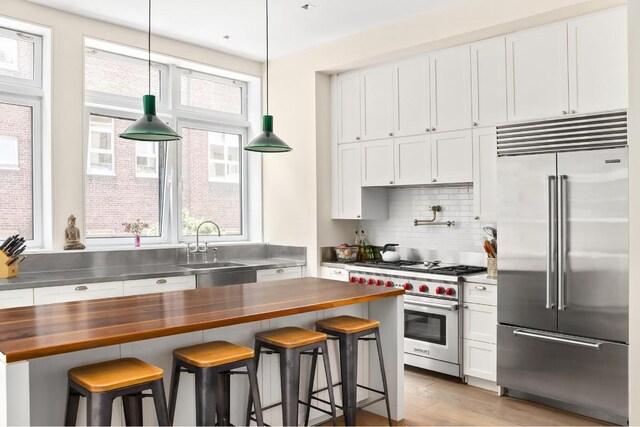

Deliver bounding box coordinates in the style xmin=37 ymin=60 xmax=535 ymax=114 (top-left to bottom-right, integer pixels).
xmin=256 ymin=266 xmax=303 ymax=282
xmin=462 ymin=281 xmax=497 ymax=388
xmin=33 ymin=281 xmax=124 ymax=305
xmin=0 ymin=288 xmax=34 ymax=309
xmin=319 ymin=266 xmax=349 ymax=282
xmin=123 ymin=276 xmax=196 ymax=296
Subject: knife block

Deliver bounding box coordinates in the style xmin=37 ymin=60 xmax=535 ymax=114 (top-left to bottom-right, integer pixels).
xmin=0 ymin=252 xmax=18 ymax=279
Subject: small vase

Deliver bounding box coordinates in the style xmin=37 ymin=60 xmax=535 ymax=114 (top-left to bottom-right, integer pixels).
xmin=134 ymin=235 xmax=141 ymax=248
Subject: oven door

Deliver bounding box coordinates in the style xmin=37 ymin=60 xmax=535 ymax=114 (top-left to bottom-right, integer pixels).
xmin=403 ymin=297 xmax=459 ymax=364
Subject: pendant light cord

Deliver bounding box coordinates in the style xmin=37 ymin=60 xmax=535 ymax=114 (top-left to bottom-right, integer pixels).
xmin=265 ymin=0 xmax=269 ymax=115
xmin=148 ymin=0 xmax=151 ymax=96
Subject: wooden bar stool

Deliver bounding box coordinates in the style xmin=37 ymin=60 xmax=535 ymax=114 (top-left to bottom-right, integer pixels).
xmin=168 ymin=340 xmax=264 ymax=426
xmin=246 ymin=327 xmax=337 ymax=426
xmin=304 ymin=316 xmax=392 ymax=426
xmin=64 ymin=357 xmax=170 ymax=426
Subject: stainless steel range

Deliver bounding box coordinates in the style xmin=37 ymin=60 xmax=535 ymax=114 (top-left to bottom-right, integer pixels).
xmin=348 ymin=262 xmax=485 ymax=378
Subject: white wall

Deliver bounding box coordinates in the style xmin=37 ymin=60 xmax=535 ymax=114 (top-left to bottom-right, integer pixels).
xmin=0 ymin=0 xmax=261 ymax=249
xmin=263 ymin=0 xmax=624 ymax=277
xmin=627 ymin=1 xmax=639 ymax=423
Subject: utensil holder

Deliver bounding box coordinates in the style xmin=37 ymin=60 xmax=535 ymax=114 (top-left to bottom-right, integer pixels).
xmin=0 ymin=252 xmax=19 ymax=279
xmin=487 ymin=257 xmax=497 ymax=279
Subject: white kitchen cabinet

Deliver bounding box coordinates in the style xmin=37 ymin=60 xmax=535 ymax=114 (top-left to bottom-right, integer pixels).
xmin=361 ymin=139 xmax=395 ymax=187
xmin=472 ymin=127 xmax=498 ymax=221
xmin=471 ymin=37 xmax=507 ymax=127
xmin=394 ymin=56 xmax=430 ymax=137
xmin=431 ymin=130 xmax=473 ymax=184
xmin=337 ymin=72 xmax=361 ymax=143
xmin=463 ymin=302 xmax=497 ymax=344
xmin=568 ymin=7 xmax=627 ymax=115
xmin=430 ymin=45 xmax=472 ymax=132
xmin=394 ymin=135 xmax=432 ymax=186
xmin=0 ymin=288 xmax=33 ymax=309
xmin=334 ymin=142 xmax=388 ymax=220
xmin=361 ymin=65 xmax=394 ymax=141
xmin=124 ymin=275 xmax=196 ymax=296
xmin=34 ymin=281 xmax=124 ymax=305
xmin=506 ymin=22 xmax=568 ymax=122
xmin=320 ymin=266 xmax=349 ymax=282
xmin=463 ymin=339 xmax=497 ymax=382
xmin=256 ymin=266 xmax=303 ymax=282
xmin=464 ymin=282 xmax=498 ymax=306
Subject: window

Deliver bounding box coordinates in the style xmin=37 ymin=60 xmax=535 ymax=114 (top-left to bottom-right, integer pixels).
xmin=208 ymin=132 xmax=240 ymax=183
xmin=0 ymin=25 xmax=43 ymax=245
xmin=84 ymin=44 xmax=250 ymax=244
xmin=135 ymin=141 xmax=158 ymax=178
xmin=0 ymin=135 xmax=19 ymax=169
xmin=87 ymin=115 xmax=115 ymax=175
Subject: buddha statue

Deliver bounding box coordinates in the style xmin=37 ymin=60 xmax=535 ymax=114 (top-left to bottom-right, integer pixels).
xmin=64 ymin=215 xmax=85 ymax=250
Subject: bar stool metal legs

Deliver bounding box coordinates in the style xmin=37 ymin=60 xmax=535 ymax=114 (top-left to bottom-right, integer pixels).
xmin=305 ymin=319 xmax=392 ymax=426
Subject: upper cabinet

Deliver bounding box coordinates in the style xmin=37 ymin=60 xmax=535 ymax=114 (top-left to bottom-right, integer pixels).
xmin=430 ymin=45 xmax=472 ymax=132
xmin=361 ymin=65 xmax=394 ymax=140
xmin=473 ymin=127 xmax=498 ymax=222
xmin=431 ymin=130 xmax=473 ymax=184
xmin=336 ymin=72 xmax=361 ymax=143
xmin=394 ymin=135 xmax=432 ymax=186
xmin=361 ymin=138 xmax=395 ymax=186
xmin=471 ymin=37 xmax=507 ymax=127
xmin=568 ymin=7 xmax=627 ymax=115
xmin=394 ymin=56 xmax=430 ymax=137
xmin=506 ymin=22 xmax=569 ymax=122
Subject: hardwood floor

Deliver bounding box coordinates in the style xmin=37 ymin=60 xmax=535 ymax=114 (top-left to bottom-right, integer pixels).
xmin=325 ymin=367 xmax=609 ymax=426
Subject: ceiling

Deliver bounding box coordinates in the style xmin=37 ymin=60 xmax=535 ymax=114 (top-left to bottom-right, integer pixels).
xmin=26 ymin=0 xmax=461 ymax=61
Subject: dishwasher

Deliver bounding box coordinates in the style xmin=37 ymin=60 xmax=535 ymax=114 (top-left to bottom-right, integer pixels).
xmin=195 ymin=270 xmax=257 ymax=288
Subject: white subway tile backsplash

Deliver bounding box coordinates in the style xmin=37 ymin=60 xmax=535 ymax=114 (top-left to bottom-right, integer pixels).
xmin=361 ymin=185 xmax=495 ymax=255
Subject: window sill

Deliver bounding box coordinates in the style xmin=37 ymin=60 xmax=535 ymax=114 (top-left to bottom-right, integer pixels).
xmin=26 ymin=240 xmax=262 ymax=254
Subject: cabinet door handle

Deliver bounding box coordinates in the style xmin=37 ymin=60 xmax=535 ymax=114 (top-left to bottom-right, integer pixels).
xmin=355 ymin=136 xmax=360 ymax=140
xmin=463 ymin=304 xmax=469 ymax=309
xmin=562 ymin=110 xmax=568 ymax=115
xmin=356 ymin=215 xmax=361 ymax=219
xmin=156 ymin=279 xmax=167 ymax=285
xmin=475 ymin=286 xmax=487 ymax=291
xmin=425 ymin=128 xmax=430 ymax=133
xmin=474 ymin=216 xmax=480 ymax=220
xmin=431 ymin=127 xmax=436 ymax=132
xmin=276 ymin=269 xmax=284 ymax=274
xmin=472 ymin=122 xmax=478 ymax=126
xmin=75 ymin=286 xmax=88 ymax=292
xmin=432 ymin=178 xmax=437 ymax=183
xmin=389 ymin=180 xmax=394 ymax=185
xmin=388 ymin=132 xmax=393 ymax=137
xmin=333 ymin=270 xmax=343 ymax=274
xmin=570 ymin=109 xmax=576 ymax=114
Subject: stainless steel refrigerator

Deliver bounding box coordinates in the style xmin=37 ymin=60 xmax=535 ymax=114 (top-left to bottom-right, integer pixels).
xmin=496 ymin=111 xmax=628 ymax=425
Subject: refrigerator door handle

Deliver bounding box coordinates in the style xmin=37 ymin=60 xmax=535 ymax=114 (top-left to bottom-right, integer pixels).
xmin=545 ymin=175 xmax=557 ymax=309
xmin=513 ymin=328 xmax=603 ymax=350
xmin=558 ymin=175 xmax=568 ymax=310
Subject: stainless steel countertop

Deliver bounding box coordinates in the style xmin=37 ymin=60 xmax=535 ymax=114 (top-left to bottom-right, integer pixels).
xmin=0 ymin=257 xmax=305 ymax=291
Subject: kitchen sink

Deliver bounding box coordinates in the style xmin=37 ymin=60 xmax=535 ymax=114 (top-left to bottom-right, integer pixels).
xmin=181 ymin=262 xmax=244 ymax=269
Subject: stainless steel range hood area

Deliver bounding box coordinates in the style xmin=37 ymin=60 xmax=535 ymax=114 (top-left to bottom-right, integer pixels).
xmin=496 ymin=111 xmax=629 ymax=425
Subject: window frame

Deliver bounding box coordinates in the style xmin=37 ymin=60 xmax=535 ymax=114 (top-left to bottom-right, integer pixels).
xmin=177 ymin=119 xmax=248 ymax=243
xmin=86 ymin=115 xmax=116 ymax=176
xmin=83 ymin=106 xmax=170 ymax=246
xmin=0 ymin=27 xmax=42 ymax=88
xmin=135 ymin=140 xmax=159 ymax=178
xmin=0 ymin=135 xmax=20 ymax=170
xmin=0 ymin=93 xmax=43 ymax=247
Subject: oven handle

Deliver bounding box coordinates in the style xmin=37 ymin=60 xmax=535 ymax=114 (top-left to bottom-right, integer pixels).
xmin=405 ymin=300 xmax=458 ymax=312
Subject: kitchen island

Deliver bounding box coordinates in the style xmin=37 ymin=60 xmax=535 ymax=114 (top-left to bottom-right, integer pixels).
xmin=0 ymin=278 xmax=404 ymax=426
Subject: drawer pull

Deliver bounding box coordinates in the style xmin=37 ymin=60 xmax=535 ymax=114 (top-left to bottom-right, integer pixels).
xmin=276 ymin=269 xmax=284 ymax=274
xmin=333 ymin=270 xmax=343 ymax=274
xmin=475 ymin=286 xmax=487 ymax=291
xmin=75 ymin=286 xmax=88 ymax=292
xmin=156 ymin=279 xmax=167 ymax=285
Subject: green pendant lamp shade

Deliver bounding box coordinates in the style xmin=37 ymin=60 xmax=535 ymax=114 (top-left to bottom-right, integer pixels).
xmin=245 ymin=115 xmax=291 ymax=152
xmin=119 ymin=0 xmax=181 ymax=142
xmin=244 ymin=0 xmax=291 ymax=153
xmin=120 ymin=95 xmax=181 ymax=141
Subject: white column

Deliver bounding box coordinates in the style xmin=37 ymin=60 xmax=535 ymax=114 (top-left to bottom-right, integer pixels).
xmin=0 ymin=359 xmax=30 ymax=426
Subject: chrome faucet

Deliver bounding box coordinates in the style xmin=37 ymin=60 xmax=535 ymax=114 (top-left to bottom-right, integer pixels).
xmin=190 ymin=221 xmax=221 ymax=254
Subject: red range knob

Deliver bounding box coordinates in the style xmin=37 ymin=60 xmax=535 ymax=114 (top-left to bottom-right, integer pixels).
xmin=367 ymin=278 xmax=375 ymax=285
xmin=419 ymin=284 xmax=428 ymax=293
xmin=358 ymin=277 xmax=366 ymax=284
xmin=446 ymin=288 xmax=456 ymax=296
xmin=376 ymin=279 xmax=384 ymax=287
xmin=385 ymin=281 xmax=394 ymax=288
xmin=436 ymin=286 xmax=445 ymax=295
xmin=403 ymin=283 xmax=413 ymax=291
xmin=350 ymin=276 xmax=357 ymax=283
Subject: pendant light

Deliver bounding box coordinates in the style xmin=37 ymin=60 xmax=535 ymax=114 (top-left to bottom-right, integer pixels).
xmin=244 ymin=0 xmax=292 ymax=152
xmin=120 ymin=0 xmax=182 ymax=141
